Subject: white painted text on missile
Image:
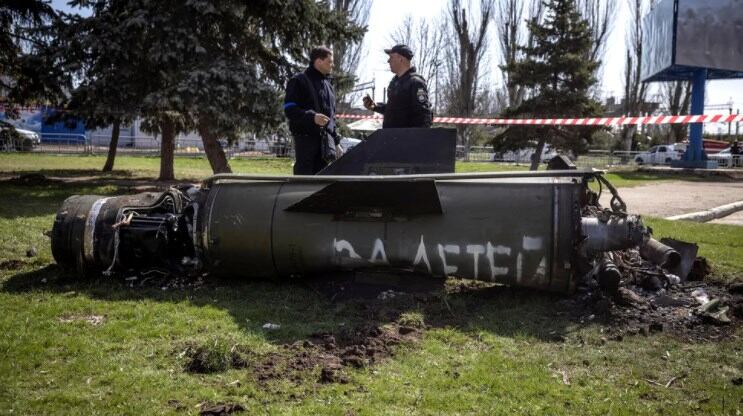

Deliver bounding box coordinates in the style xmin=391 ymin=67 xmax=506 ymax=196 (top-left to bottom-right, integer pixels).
xmin=332 ymin=236 xmax=545 ymax=280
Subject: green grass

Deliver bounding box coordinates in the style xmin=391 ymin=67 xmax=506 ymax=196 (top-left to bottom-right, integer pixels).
xmin=1 ymin=153 xmax=706 ymax=189
xmin=645 ymin=218 xmax=743 ymax=281
xmin=0 ymin=153 xmax=294 ymax=180
xmin=0 ymin=157 xmax=741 ymax=414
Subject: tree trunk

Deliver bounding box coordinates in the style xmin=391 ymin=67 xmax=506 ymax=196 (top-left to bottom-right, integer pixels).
xmin=197 ymin=118 xmax=232 ymax=174
xmin=530 ymin=137 xmax=546 ymax=171
xmin=102 ymin=120 xmax=120 ymax=172
xmin=158 ymin=118 xmax=176 ymax=181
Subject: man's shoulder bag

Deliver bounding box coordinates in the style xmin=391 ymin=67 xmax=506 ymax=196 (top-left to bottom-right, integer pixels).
xmin=298 ymin=73 xmax=337 ymax=164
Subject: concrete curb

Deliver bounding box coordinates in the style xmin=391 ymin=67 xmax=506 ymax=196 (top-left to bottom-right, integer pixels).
xmin=665 ymin=200 xmax=743 ymax=222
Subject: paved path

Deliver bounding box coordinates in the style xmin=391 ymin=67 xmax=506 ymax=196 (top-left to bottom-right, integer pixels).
xmin=709 ymin=210 xmax=743 ymax=226
xmin=599 ymin=180 xmax=743 ymax=225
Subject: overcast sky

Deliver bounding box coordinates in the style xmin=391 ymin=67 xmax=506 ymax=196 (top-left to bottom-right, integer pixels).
xmin=52 ymin=0 xmax=743 ymax=125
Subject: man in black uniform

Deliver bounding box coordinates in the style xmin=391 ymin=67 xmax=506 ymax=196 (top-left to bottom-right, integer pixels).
xmin=363 ymin=44 xmax=433 ymax=128
xmin=284 ymin=46 xmax=340 ymax=175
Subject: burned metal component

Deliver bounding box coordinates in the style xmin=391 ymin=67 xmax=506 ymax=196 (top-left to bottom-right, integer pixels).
xmin=51 ymin=170 xmax=649 ymax=294
xmin=52 ymin=189 xmax=196 ymax=277
xmin=580 ymin=215 xmax=648 ymax=253
xmin=640 ymin=238 xmax=681 ymax=270
xmin=597 ymin=253 xmax=622 ymax=293
xmin=546 ymin=155 xmax=576 ymax=170
xmin=659 ymin=238 xmax=699 ymax=281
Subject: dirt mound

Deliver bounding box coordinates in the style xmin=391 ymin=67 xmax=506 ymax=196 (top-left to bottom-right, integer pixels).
xmin=0 ymin=259 xmax=24 ymax=270
xmin=250 ymin=324 xmax=420 ymax=385
xmin=562 ymin=280 xmax=741 ymax=343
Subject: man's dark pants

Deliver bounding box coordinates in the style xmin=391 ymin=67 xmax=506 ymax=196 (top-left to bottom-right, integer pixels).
xmin=293 ymin=134 xmax=327 ymax=175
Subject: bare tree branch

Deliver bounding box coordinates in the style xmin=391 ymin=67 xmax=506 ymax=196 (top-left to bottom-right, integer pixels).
xmin=620 ymin=0 xmax=651 ymax=150
xmin=330 ymin=0 xmax=371 ymax=105
xmin=493 ymin=0 xmax=543 ymax=107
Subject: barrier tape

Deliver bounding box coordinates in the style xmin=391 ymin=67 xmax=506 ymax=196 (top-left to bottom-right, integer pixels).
xmin=3 ymin=104 xmax=742 ymax=126
xmin=337 ymin=113 xmax=743 ymax=125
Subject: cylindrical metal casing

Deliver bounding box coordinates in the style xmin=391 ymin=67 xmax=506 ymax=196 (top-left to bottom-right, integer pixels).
xmin=52 ymin=172 xmax=647 ymax=294
xmin=639 ymin=238 xmax=681 ymax=269
xmin=200 ymin=176 xmax=583 ymax=293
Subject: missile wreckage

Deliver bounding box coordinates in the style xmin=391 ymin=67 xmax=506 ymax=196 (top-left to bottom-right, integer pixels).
xmin=50 ymin=129 xmax=675 ymax=294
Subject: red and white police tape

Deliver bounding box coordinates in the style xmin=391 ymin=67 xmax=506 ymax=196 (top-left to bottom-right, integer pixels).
xmin=3 ymin=104 xmax=742 ymax=126
xmin=337 ymin=113 xmax=743 ymax=126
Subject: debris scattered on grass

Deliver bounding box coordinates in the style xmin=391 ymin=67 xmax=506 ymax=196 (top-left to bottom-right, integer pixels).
xmin=58 ymin=315 xmax=105 ymax=326
xmin=691 ymin=288 xmax=710 ymax=305
xmin=378 ymin=290 xmax=406 ymax=300
xmin=262 ymin=323 xmax=281 ymax=330
xmin=199 ymin=403 xmax=245 ymax=416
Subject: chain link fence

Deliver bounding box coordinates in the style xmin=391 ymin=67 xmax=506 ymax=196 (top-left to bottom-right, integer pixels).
xmin=3 ymin=132 xmax=741 ymax=169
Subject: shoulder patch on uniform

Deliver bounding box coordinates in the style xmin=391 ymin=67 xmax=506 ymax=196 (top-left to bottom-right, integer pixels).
xmin=416 ymin=88 xmax=428 ymax=104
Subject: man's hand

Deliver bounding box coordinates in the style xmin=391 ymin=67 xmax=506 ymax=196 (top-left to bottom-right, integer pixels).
xmin=362 ymin=95 xmax=375 ymax=111
xmin=335 ymin=144 xmax=344 ymax=158
xmin=314 ymin=113 xmax=330 ymax=127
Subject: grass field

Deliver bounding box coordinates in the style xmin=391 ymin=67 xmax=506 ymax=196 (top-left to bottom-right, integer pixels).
xmin=0 ymin=155 xmax=741 ymax=415
xmin=0 ymin=153 xmax=706 ymax=188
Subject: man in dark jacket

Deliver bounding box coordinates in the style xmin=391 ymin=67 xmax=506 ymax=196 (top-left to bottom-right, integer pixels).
xmin=363 ymin=44 xmax=433 ymax=128
xmin=284 ymin=46 xmax=340 ymax=175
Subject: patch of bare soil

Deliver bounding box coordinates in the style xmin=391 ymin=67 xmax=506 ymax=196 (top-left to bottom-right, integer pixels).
xmin=249 ymin=323 xmax=421 ymax=385
xmin=198 ymin=403 xmax=245 ymax=416
xmin=6 ymin=173 xmax=62 ymax=186
xmin=559 ymin=244 xmax=742 ymax=343
xmin=0 ymin=259 xmax=24 ymax=270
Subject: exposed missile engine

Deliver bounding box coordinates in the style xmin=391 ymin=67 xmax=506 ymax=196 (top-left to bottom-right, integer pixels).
xmin=51 ymin=170 xmax=650 ymax=293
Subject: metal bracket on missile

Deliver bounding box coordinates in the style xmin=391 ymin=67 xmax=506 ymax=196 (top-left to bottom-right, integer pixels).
xmin=285 ymin=180 xmax=442 ymax=220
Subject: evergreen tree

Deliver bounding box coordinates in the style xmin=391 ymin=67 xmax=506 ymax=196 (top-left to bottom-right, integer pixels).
xmin=0 ymin=1 xmax=68 ymax=116
xmin=61 ymin=0 xmax=364 ymax=180
xmin=494 ymin=0 xmax=602 ymax=170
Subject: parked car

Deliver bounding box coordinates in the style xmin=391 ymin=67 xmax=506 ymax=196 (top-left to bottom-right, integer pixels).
xmin=0 ymin=120 xmax=41 ymax=151
xmin=708 ymin=147 xmax=742 ymax=168
xmin=340 ymin=137 xmax=361 ymax=152
xmin=492 ymin=144 xmax=558 ymax=163
xmin=634 ymin=144 xmax=685 ymax=165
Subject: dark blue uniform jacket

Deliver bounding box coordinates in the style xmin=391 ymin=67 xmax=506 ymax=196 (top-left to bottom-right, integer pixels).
xmin=373 ymin=66 xmax=433 ymax=128
xmin=284 ymin=66 xmax=337 ymax=139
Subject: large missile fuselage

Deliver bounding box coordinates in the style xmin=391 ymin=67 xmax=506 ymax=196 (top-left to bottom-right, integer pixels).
xmin=203 ymin=174 xmax=580 ymax=292
xmin=52 ymin=170 xmax=645 ymax=294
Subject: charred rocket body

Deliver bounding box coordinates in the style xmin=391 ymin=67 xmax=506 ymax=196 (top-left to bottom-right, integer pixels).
xmin=51 ymin=129 xmax=677 ymax=294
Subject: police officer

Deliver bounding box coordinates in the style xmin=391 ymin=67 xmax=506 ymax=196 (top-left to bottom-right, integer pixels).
xmin=363 ymin=44 xmax=433 ymax=128
xmin=284 ymin=46 xmax=340 ymax=175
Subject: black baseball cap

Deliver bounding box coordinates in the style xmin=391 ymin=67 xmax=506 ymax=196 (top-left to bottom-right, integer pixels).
xmin=384 ymin=44 xmax=414 ymax=60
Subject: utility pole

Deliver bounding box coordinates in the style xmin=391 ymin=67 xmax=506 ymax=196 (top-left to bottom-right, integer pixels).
xmin=729 ymin=107 xmax=733 ymax=138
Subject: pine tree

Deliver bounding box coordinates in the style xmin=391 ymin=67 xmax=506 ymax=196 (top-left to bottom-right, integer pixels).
xmin=57 ymin=0 xmax=364 ymax=180
xmin=495 ymin=0 xmax=602 ymax=170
